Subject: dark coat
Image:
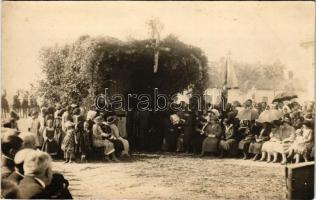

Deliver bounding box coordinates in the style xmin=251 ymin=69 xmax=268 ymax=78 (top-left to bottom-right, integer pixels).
xmin=1 ymin=156 xmax=15 ymax=179
xmin=45 ymin=173 xmax=73 ymax=199
xmin=7 ymin=171 xmax=24 ymax=184
xmin=18 ymin=176 xmax=49 ymax=199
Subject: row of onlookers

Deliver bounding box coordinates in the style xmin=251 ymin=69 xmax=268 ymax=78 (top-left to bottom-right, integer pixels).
xmin=1 ymin=128 xmax=72 ymax=199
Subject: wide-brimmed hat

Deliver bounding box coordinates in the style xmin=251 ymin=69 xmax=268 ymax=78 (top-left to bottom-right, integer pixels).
xmin=94 ymin=116 xmax=104 ymax=124
xmin=302 ymin=120 xmax=313 ymax=128
xmin=106 ymin=115 xmax=118 ymax=124
xmin=211 ymin=109 xmax=220 ymax=117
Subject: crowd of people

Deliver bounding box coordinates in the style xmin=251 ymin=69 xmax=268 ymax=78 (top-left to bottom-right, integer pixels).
xmin=167 ymin=99 xmax=315 ymax=165
xmin=1 ymin=103 xmax=132 ymax=198
xmin=1 ymin=97 xmax=315 ymax=198
xmin=1 ymin=128 xmax=72 ymax=199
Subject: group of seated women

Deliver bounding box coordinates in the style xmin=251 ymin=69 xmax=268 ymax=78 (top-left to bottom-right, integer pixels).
xmin=196 ymin=115 xmax=313 ymax=165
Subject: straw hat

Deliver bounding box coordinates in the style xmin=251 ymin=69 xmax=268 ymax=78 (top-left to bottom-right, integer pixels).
xmin=106 ymin=115 xmax=118 ymax=124
xmin=94 ymin=116 xmax=104 ymax=124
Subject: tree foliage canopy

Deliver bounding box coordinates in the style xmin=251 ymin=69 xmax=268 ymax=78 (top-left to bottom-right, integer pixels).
xmin=209 ymin=58 xmax=287 ymax=93
xmin=38 ymin=35 xmax=209 ymax=108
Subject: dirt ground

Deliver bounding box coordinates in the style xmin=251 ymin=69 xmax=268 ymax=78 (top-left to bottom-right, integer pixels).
xmin=52 ymin=154 xmax=286 ymax=200
xmin=19 ymin=118 xmax=287 ymax=199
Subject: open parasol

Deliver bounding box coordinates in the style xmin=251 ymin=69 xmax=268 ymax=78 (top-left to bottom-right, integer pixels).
xmin=236 ymin=108 xmax=259 ymax=121
xmin=256 ymin=109 xmax=283 ymax=123
xmin=272 ymin=92 xmax=298 ymax=103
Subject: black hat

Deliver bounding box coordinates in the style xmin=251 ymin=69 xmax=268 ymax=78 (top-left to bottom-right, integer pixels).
xmin=302 ymin=120 xmax=313 ymax=128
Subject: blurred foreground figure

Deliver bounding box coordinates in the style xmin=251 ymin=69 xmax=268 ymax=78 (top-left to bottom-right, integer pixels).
xmin=18 ymin=151 xmax=53 ymax=199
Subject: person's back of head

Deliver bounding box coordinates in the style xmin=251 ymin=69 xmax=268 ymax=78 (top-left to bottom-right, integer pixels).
xmin=14 ymin=149 xmax=36 ymax=174
xmin=18 ymin=132 xmax=37 ymax=149
xmin=23 ymin=151 xmax=53 ymax=186
xmin=1 ymin=133 xmax=23 ymax=158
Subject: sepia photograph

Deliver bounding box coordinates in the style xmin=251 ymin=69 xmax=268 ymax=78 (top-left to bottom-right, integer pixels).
xmin=1 ymin=1 xmax=315 ymax=199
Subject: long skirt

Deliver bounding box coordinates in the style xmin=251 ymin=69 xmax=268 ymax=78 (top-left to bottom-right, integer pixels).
xmin=117 ymin=117 xmax=127 ymax=138
xmin=42 ymin=139 xmax=58 ymax=156
xmin=262 ymin=141 xmax=292 ymax=154
xmin=166 ymin=131 xmax=179 ymax=152
xmin=202 ymin=137 xmax=219 ymax=153
xmin=219 ymin=139 xmax=238 ymax=155
xmin=191 ymin=134 xmax=205 ymax=154
xmin=109 ymin=139 xmax=124 ymax=157
xmin=35 ymin=133 xmax=44 ymax=149
xmin=118 ymin=137 xmax=129 ymax=156
xmin=289 ymin=140 xmax=313 ymax=155
xmin=55 ymin=128 xmax=64 ymax=156
xmin=183 ymin=126 xmax=192 ymax=151
xmin=93 ymin=139 xmax=115 ymax=155
xmin=238 ymin=140 xmax=252 ymax=152
xmin=249 ymin=142 xmax=264 ymax=154
xmin=176 ymin=134 xmax=185 ymax=152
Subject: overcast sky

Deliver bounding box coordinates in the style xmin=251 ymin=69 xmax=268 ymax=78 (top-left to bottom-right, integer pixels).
xmin=2 ymin=1 xmax=315 ymax=101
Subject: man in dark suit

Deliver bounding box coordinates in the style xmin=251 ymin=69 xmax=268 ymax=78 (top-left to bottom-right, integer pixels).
xmin=8 ymin=149 xmax=36 ymax=184
xmin=18 ymin=151 xmax=53 ymax=199
xmin=1 ymin=131 xmax=23 ymax=179
xmin=10 ymin=149 xmax=73 ymax=199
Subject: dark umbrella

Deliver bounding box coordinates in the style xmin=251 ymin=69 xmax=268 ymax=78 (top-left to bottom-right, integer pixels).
xmin=272 ymin=92 xmax=298 ymax=103
xmin=236 ymin=108 xmax=259 ymax=121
